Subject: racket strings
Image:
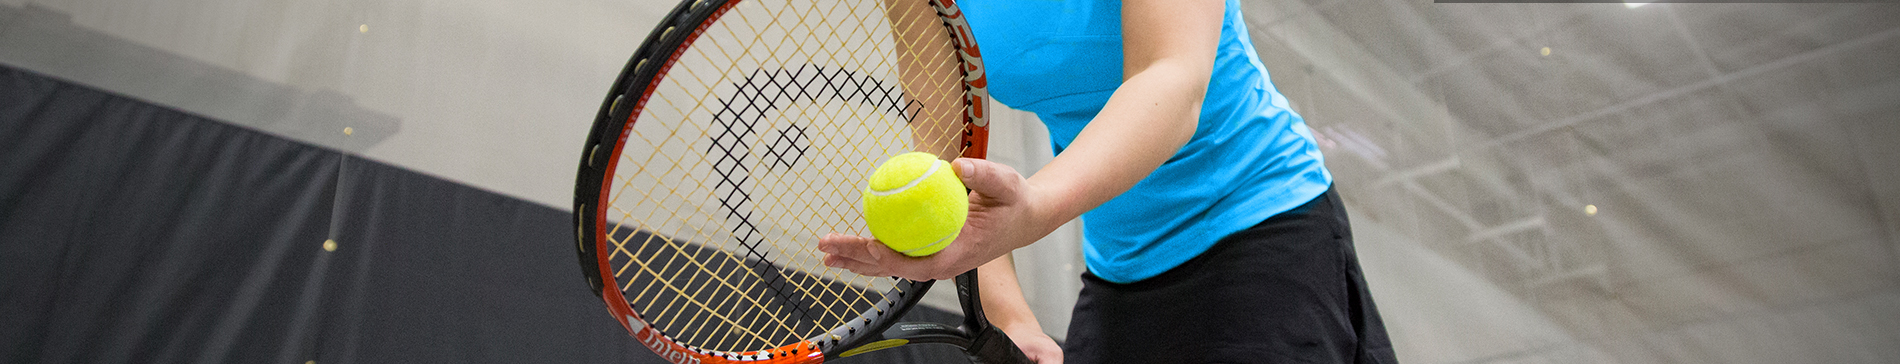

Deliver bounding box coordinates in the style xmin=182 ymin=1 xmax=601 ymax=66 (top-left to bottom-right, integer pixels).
xmin=613 ymin=232 xmax=804 ymax=346
xmin=603 ymin=0 xmax=969 ymax=354
xmin=884 ymin=0 xmax=967 ymax=153
xmin=700 ymin=66 xmax=911 ymax=329
xmin=728 ymin=0 xmax=912 ymax=327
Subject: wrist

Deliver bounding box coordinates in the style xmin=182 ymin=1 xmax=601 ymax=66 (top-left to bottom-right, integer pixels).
xmin=1022 ymin=179 xmax=1075 ymax=241
xmin=994 ymin=316 xmax=1046 ymax=336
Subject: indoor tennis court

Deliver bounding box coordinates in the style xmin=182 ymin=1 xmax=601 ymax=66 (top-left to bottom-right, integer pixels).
xmin=2 ymin=1 xmax=1896 ymax=363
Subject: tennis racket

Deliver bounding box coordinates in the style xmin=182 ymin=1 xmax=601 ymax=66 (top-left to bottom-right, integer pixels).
xmin=571 ymin=0 xmax=1029 ymax=363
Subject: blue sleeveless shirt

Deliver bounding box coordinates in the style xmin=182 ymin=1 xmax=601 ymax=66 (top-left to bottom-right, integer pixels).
xmin=962 ymin=0 xmax=1332 ymax=283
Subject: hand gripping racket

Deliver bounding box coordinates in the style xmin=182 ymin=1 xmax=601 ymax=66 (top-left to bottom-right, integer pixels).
xmin=571 ymin=0 xmax=1030 ymax=363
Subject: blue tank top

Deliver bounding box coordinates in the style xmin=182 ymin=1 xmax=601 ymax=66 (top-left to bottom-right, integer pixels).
xmin=962 ymin=0 xmax=1332 ymax=283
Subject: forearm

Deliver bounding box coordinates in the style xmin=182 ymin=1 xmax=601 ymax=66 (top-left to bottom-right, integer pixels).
xmin=1024 ymin=63 xmax=1208 ymax=232
xmin=884 ymin=0 xmax=965 ymax=158
xmin=965 ymin=72 xmax=1206 ymax=344
xmin=977 ymin=253 xmax=1044 ymax=333
xmin=1014 ymin=0 xmax=1221 ymax=238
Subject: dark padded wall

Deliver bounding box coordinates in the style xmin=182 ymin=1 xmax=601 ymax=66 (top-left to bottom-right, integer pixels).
xmin=0 ymin=65 xmax=965 ymax=363
xmin=0 ymin=64 xmax=341 ymax=364
xmin=306 ymin=157 xmax=642 ymax=364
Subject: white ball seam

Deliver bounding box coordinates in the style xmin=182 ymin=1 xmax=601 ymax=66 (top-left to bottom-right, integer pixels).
xmin=865 ymin=159 xmax=942 ymax=196
xmin=896 ymin=234 xmax=956 ymax=254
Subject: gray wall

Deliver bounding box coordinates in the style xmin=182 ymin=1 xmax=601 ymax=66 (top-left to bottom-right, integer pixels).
xmin=1245 ymin=1 xmax=1900 ymax=363
xmin=4 ymin=0 xmax=1896 ymax=362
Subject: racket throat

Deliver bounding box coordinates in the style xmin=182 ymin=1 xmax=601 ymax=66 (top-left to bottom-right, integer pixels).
xmin=844 ymin=269 xmax=1024 ymax=361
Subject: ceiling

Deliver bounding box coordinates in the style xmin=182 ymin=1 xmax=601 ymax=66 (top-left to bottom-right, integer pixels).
xmin=1242 ymin=1 xmax=1899 ymax=362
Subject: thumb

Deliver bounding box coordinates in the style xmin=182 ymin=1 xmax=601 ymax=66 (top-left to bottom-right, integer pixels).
xmin=952 ymin=158 xmax=1023 ymax=201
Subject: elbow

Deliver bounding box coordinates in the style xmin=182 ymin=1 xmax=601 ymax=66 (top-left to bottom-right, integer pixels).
xmin=1159 ymin=60 xmax=1212 ymax=122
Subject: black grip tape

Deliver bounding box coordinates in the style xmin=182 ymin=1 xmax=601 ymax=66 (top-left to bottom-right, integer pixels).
xmin=965 ymin=325 xmax=1033 ymax=364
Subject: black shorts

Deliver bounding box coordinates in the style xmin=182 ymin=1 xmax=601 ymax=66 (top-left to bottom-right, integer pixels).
xmin=1063 ymin=187 xmax=1398 ymax=364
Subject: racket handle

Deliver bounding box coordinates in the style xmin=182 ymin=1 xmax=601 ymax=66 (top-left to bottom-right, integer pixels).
xmin=965 ymin=325 xmax=1033 ymax=364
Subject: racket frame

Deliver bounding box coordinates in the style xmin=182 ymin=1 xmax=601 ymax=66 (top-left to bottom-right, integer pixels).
xmin=572 ymin=0 xmax=996 ymax=362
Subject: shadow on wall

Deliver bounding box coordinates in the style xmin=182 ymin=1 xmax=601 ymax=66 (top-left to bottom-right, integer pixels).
xmin=0 ymin=3 xmax=398 ymax=154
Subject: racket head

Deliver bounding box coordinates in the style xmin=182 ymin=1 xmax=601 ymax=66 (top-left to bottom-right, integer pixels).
xmin=573 ymin=0 xmax=989 ymax=362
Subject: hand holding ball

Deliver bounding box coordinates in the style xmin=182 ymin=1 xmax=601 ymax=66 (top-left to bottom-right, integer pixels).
xmin=862 ymin=152 xmax=967 ymax=257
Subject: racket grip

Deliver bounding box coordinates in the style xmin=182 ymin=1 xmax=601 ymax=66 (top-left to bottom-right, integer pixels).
xmin=965 ymin=325 xmax=1034 ymax=364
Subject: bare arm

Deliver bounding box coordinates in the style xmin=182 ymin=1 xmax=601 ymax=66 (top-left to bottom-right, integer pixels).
xmin=825 ymin=2 xmax=1224 ymax=359
xmin=881 ymin=3 xmax=1062 ymax=360
xmin=967 ymin=3 xmax=1223 ymax=361
xmin=1022 ymin=0 xmax=1223 ymax=232
xmin=884 ymin=0 xmax=966 ymax=158
xmin=977 ymin=254 xmax=1062 ymax=362
xmin=827 ymin=0 xmax=1225 ymax=344
xmin=819 ymin=0 xmax=1225 ymax=279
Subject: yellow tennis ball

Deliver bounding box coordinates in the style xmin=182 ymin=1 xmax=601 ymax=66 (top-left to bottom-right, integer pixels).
xmin=862 ymin=152 xmax=967 ymax=257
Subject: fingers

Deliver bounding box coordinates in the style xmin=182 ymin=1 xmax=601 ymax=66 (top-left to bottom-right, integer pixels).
xmin=1007 ymin=330 xmax=1064 ymax=364
xmin=953 ymin=158 xmax=1024 ymax=202
xmin=819 ymin=234 xmax=887 ymax=273
xmin=818 ymin=233 xmax=963 ymax=281
xmin=1028 ymin=351 xmax=1063 ymax=364
xmin=867 ymin=241 xmax=958 ymax=281
xmin=818 ymin=233 xmax=918 ymax=279
xmin=818 ymin=233 xmax=878 ymax=262
xmin=823 ymin=254 xmax=887 ymax=277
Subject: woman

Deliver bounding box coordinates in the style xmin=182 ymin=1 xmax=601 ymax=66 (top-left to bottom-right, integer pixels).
xmin=822 ymin=1 xmax=1397 ymax=363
